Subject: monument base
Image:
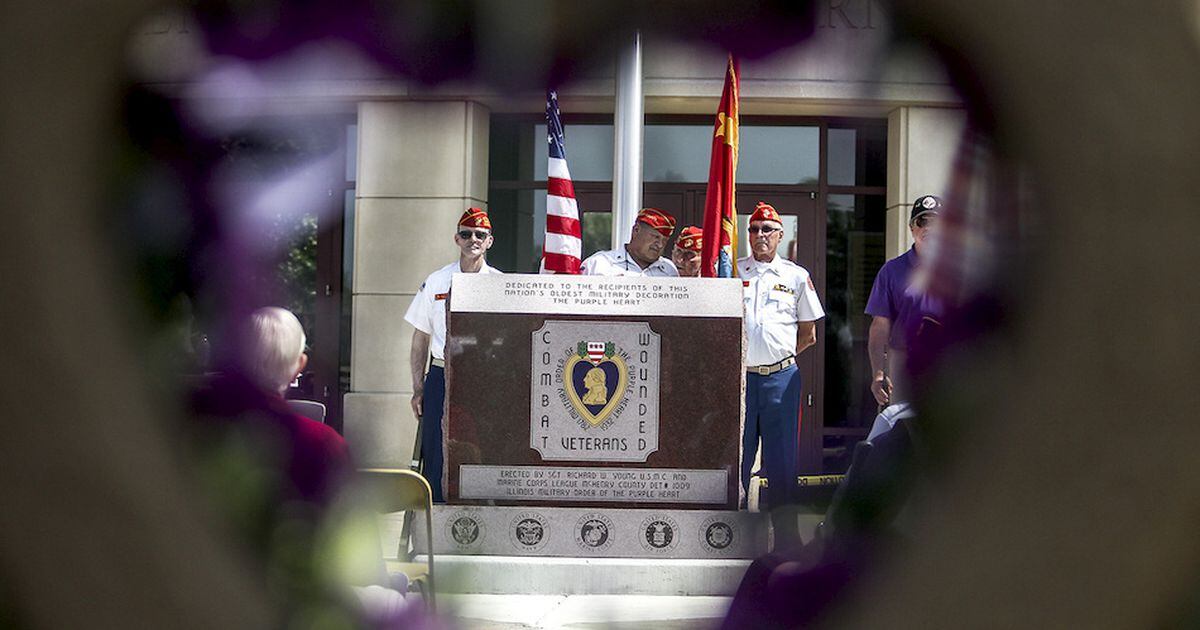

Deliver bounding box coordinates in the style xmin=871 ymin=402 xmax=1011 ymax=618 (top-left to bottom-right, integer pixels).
xmin=414 ymin=505 xmax=767 ymax=560
xmin=410 ymin=554 xmax=752 ymax=596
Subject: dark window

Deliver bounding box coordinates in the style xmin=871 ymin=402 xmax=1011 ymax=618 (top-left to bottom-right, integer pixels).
xmin=823 ymin=193 xmax=886 ymax=444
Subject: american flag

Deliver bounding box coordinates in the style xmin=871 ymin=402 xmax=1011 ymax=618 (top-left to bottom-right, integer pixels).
xmin=540 ymin=90 xmax=582 ymax=274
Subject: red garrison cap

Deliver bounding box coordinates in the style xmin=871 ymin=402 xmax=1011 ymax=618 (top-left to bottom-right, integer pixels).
xmin=458 ymin=207 xmax=492 ymax=231
xmin=637 ymin=207 xmax=676 ymax=237
xmin=675 ymin=225 xmax=703 ymax=252
xmin=749 ymin=201 xmax=782 ymax=226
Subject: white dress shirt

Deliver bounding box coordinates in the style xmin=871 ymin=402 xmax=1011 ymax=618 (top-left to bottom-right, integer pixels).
xmin=738 ymin=254 xmax=825 ymax=366
xmin=403 ymin=260 xmax=502 ymax=360
xmin=581 ymin=247 xmax=678 ymax=277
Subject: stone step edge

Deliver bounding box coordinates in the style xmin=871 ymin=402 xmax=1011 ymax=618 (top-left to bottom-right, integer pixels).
xmin=414 ymin=554 xmax=753 ymax=566
xmin=405 ymin=554 xmax=752 ymax=596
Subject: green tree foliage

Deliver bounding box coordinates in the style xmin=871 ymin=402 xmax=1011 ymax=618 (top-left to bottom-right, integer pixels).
xmin=273 ymin=211 xmax=318 ymax=322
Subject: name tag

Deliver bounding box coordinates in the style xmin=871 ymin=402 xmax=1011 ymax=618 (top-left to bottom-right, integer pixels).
xmin=434 ymin=293 xmax=449 ymax=301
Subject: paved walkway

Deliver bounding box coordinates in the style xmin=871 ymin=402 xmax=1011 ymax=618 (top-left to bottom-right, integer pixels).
xmin=441 ymin=594 xmax=732 ymax=629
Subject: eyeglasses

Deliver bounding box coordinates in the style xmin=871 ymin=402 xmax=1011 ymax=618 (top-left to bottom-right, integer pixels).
xmin=747 ymin=225 xmax=781 ymax=235
xmin=913 ymin=216 xmax=938 ymax=229
xmin=458 ymin=229 xmax=491 ymax=240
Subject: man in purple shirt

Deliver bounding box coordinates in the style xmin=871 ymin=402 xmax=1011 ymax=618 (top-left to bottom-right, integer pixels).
xmin=865 ymin=195 xmax=943 ymax=406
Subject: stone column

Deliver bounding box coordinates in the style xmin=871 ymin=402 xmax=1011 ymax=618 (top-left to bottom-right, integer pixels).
xmin=885 ymin=106 xmax=967 ymax=258
xmin=344 ymin=100 xmax=490 ymax=467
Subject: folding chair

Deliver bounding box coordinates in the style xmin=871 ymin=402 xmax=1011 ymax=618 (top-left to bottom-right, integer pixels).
xmin=286 ymin=399 xmax=327 ymax=423
xmin=397 ymin=412 xmax=426 ymax=574
xmin=357 ymin=468 xmax=435 ymax=611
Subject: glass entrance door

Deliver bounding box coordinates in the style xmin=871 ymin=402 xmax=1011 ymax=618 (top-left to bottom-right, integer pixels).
xmin=582 ymin=185 xmax=827 ymax=473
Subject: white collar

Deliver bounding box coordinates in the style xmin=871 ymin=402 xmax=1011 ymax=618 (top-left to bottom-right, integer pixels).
xmin=614 ymin=247 xmax=659 ymax=271
xmin=747 ymin=255 xmax=782 ymax=273
xmin=456 ymin=258 xmax=491 ymax=273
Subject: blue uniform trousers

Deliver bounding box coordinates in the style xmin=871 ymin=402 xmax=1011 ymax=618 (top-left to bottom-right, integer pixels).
xmin=421 ymin=365 xmax=446 ymax=503
xmin=741 ymin=365 xmax=802 ymax=508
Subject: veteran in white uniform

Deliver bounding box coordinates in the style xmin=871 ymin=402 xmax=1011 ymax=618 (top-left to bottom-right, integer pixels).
xmin=404 ymin=206 xmax=502 ymax=502
xmin=581 ymin=207 xmax=679 ymax=277
xmin=738 ymin=201 xmax=825 ymax=522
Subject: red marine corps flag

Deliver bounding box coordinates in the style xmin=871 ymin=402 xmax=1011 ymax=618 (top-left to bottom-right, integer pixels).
xmin=701 ymin=55 xmax=740 ymax=278
xmin=540 ymin=90 xmax=583 ymax=274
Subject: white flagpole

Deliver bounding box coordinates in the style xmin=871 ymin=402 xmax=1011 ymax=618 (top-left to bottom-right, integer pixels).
xmin=611 ymin=31 xmax=644 ymax=250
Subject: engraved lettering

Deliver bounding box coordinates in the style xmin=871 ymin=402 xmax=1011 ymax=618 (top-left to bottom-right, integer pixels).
xmin=827 ymin=0 xmax=856 ymax=28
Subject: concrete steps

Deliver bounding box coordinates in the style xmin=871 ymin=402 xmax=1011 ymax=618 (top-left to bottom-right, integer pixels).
xmin=420 ymin=555 xmax=751 ymax=596
xmin=441 ymin=594 xmax=732 ymax=629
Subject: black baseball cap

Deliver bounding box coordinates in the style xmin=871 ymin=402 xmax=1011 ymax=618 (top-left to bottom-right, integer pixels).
xmin=910 ymin=195 xmax=943 ymax=224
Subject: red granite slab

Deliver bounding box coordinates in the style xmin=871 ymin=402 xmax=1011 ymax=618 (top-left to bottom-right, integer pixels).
xmin=443 ymin=310 xmax=744 ymax=510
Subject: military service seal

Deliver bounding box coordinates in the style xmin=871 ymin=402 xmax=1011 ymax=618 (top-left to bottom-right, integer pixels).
xmin=509 ymin=511 xmax=550 ymax=552
xmin=574 ymin=513 xmax=615 ymax=552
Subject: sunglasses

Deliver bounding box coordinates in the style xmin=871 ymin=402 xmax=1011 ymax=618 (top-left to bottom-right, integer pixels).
xmin=913 ymin=215 xmax=938 ymax=229
xmin=747 ymin=225 xmax=781 ymax=235
xmin=458 ymin=229 xmax=491 ymax=240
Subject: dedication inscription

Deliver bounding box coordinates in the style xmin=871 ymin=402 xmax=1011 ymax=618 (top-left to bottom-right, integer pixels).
xmin=530 ymin=321 xmax=660 ymax=462
xmin=458 ymin=465 xmax=726 ymax=503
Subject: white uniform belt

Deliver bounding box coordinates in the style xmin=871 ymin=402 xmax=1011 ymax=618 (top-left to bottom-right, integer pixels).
xmin=430 ymin=357 xmax=445 ymax=368
xmin=747 ymin=355 xmax=795 ymax=376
